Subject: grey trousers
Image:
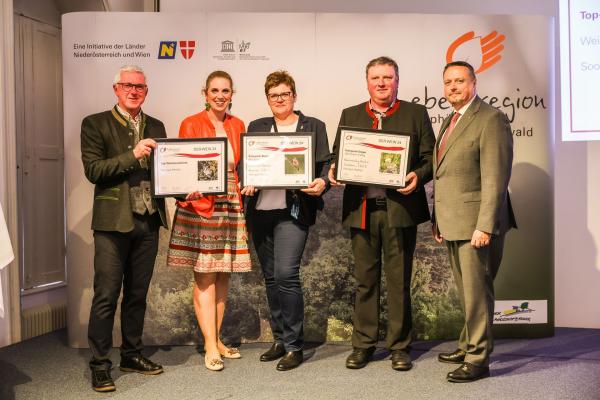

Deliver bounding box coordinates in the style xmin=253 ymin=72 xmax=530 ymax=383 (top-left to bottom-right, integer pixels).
xmin=446 ymin=234 xmax=506 ymax=367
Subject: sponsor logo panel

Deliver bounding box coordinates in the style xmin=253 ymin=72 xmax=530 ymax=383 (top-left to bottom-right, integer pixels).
xmin=179 ymin=40 xmax=196 ymax=59
xmin=213 ymin=39 xmax=269 ymax=61
xmin=419 ymin=29 xmax=546 ymax=140
xmin=494 ymin=300 xmax=548 ymax=324
xmin=158 ymin=41 xmax=177 ymax=59
xmin=446 ymin=30 xmax=506 ymax=74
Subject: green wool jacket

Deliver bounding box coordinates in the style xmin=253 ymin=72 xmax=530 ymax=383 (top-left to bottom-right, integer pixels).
xmin=80 ymin=106 xmax=167 ymax=232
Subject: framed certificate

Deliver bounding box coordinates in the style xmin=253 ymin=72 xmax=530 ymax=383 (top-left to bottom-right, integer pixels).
xmin=240 ymin=132 xmax=315 ymax=189
xmin=151 ymin=137 xmax=228 ymax=197
xmin=334 ymin=126 xmax=412 ymax=188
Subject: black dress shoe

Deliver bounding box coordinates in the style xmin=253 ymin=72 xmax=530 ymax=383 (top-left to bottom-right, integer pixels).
xmin=438 ymin=349 xmax=466 ymax=364
xmin=447 ymin=362 xmax=490 ymax=383
xmin=345 ymin=347 xmax=375 ymax=369
xmin=119 ymin=354 xmax=163 ymax=375
xmin=260 ymin=342 xmax=286 ymax=362
xmin=390 ymin=349 xmax=412 ymax=371
xmin=276 ymin=350 xmax=303 ymax=371
xmin=91 ymin=369 xmax=116 ymax=392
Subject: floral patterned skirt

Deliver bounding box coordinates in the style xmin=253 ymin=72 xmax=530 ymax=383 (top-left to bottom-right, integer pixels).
xmin=167 ymin=177 xmax=251 ymax=273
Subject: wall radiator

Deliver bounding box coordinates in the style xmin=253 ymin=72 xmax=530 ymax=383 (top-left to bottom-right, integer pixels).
xmin=21 ymin=302 xmax=67 ymax=340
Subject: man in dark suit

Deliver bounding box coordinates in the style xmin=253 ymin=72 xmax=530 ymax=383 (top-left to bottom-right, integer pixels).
xmin=81 ymin=65 xmax=168 ymax=392
xmin=432 ymin=61 xmax=516 ymax=382
xmin=329 ymin=56 xmax=435 ymax=371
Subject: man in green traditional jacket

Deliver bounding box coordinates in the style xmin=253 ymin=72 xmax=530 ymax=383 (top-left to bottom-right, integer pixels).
xmin=81 ymin=65 xmax=167 ymax=393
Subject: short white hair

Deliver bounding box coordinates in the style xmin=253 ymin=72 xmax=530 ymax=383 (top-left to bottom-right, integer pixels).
xmin=113 ymin=65 xmax=147 ymax=85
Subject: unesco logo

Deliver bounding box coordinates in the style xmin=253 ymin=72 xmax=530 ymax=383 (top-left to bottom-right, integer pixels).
xmin=221 ymin=40 xmax=235 ymax=52
xmin=220 ymin=40 xmax=251 ymax=53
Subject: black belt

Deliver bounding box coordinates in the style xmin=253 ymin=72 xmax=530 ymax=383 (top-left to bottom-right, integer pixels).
xmin=366 ymin=197 xmax=387 ymax=211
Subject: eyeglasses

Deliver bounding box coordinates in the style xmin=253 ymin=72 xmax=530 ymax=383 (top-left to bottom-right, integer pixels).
xmin=267 ymin=91 xmax=292 ymax=101
xmin=117 ymin=82 xmax=147 ymax=93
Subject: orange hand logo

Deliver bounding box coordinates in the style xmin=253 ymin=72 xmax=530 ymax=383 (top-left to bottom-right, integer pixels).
xmin=446 ymin=31 xmax=505 ymax=74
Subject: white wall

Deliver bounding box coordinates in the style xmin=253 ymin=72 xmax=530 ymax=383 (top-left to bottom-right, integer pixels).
xmin=6 ymin=0 xmax=68 ymax=346
xmin=0 ymin=0 xmax=154 ymax=348
xmin=0 ymin=0 xmax=156 ymax=348
xmin=0 ymin=0 xmax=16 ymax=346
xmin=0 ymin=1 xmax=9 ymax=339
xmin=162 ymin=0 xmax=600 ymax=329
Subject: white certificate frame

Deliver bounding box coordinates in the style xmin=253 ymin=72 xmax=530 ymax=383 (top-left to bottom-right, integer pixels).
xmin=241 ymin=132 xmax=315 ymax=189
xmin=335 ymin=126 xmax=412 ymax=189
xmin=151 ymin=137 xmax=228 ymax=197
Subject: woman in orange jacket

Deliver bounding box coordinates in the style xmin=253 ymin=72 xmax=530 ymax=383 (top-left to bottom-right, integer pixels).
xmin=167 ymin=70 xmax=251 ymax=371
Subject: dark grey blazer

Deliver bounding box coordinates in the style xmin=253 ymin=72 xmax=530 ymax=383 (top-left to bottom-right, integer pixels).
xmin=81 ymin=107 xmax=167 ymax=232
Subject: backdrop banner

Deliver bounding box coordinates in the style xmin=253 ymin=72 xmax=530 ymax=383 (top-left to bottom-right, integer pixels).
xmin=63 ymin=12 xmax=553 ymax=347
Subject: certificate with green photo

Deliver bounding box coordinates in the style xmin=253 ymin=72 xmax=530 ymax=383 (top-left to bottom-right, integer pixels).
xmin=335 ymin=126 xmax=412 ymax=188
xmin=241 ymin=132 xmax=315 ymax=189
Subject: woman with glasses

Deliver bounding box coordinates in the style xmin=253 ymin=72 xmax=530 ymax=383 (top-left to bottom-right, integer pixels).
xmin=167 ymin=70 xmax=251 ymax=372
xmin=242 ymin=70 xmax=331 ymax=371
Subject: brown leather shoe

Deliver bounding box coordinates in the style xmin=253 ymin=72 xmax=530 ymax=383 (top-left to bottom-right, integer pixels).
xmin=345 ymin=347 xmax=375 ymax=369
xmin=390 ymin=349 xmax=412 ymax=371
xmin=447 ymin=362 xmax=490 ymax=383
xmin=438 ymin=349 xmax=466 ymax=364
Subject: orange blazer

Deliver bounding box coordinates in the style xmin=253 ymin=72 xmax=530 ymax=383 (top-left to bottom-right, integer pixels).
xmin=176 ymin=110 xmax=245 ymax=218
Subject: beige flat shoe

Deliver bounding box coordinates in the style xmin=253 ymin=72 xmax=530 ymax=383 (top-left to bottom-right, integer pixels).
xmin=220 ymin=347 xmax=241 ymax=359
xmin=204 ymin=355 xmax=224 ymax=371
